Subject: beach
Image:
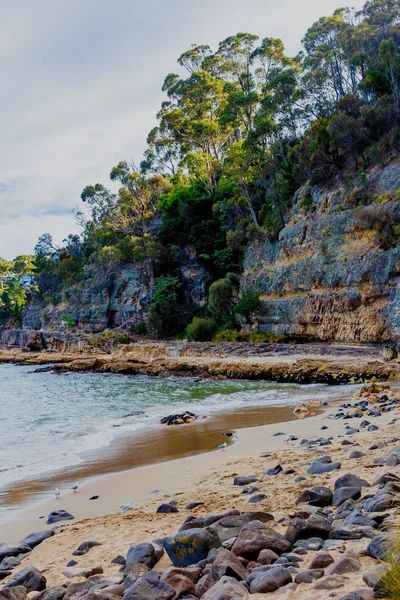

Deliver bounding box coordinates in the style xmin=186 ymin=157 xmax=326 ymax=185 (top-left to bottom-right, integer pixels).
xmin=1 ymin=381 xmax=400 ymax=598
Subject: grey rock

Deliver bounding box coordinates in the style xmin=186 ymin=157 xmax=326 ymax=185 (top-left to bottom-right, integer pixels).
xmin=233 ymin=476 xmax=258 ymax=486
xmin=185 ymin=502 xmax=204 ymax=510
xmin=362 ymin=564 xmax=389 ymax=589
xmin=203 ymin=510 xmax=240 ymax=527
xmin=286 ymin=515 xmax=332 ymax=544
xmin=34 ymin=587 xmax=66 ymax=600
xmin=72 ymin=541 xmax=102 ymax=556
xmin=363 ymin=493 xmax=394 ymax=512
xmin=62 ymin=565 xmax=103 ymax=579
xmin=232 ymin=521 xmax=292 ymax=559
xmin=156 ymin=503 xmax=179 ymax=514
xmin=309 ymin=553 xmax=334 ymax=569
xmin=248 ymin=566 xmax=292 ymax=594
xmin=0 ymin=557 xmax=21 ymax=571
xmin=327 ymin=552 xmax=361 ymax=575
xmin=367 ymin=533 xmax=395 ymax=559
xmin=312 ymin=575 xmax=345 ymax=590
xmin=123 ymin=576 xmax=175 ymax=600
xmin=0 ymin=588 xmax=27 ymax=600
xmin=111 ymin=555 xmax=126 ymax=565
xmin=241 ymin=486 xmax=259 ymax=495
xmin=200 ymin=576 xmax=249 ymax=599
xmin=295 ymin=569 xmax=324 ymax=584
xmin=0 ymin=546 xmax=31 ymax=562
xmin=248 ymin=493 xmax=267 ymax=504
xmin=19 ymin=531 xmax=53 ymax=550
xmin=257 ymin=549 xmax=279 ymax=564
xmin=46 ymin=510 xmax=74 ymax=525
xmin=4 ymin=567 xmax=46 ymax=593
xmin=332 ymin=487 xmax=361 ymax=507
xmin=265 ymin=465 xmax=283 ymax=476
xmin=307 ymin=461 xmax=341 ymax=475
xmin=334 ymin=473 xmax=370 ymax=490
xmin=163 ymin=528 xmax=221 ymax=567
xmin=296 ymin=486 xmax=332 ymax=507
xmin=126 ymin=542 xmax=163 ymax=568
xmin=349 ymin=451 xmax=365 ymax=459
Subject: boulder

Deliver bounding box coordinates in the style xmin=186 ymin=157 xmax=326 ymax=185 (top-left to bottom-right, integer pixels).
xmin=367 ymin=533 xmax=395 ymax=559
xmin=0 ymin=546 xmax=31 ymax=562
xmin=312 ymin=575 xmax=345 ymax=590
xmin=203 ymin=510 xmax=240 ymax=527
xmin=248 ymin=566 xmax=292 ymax=594
xmin=126 ymin=542 xmax=163 ymax=568
xmin=332 ymin=487 xmax=361 ymax=507
xmin=200 ymin=576 xmax=249 ymax=599
xmin=46 ymin=510 xmax=74 ymax=525
xmin=4 ymin=567 xmax=46 ymax=593
xmin=307 ymin=461 xmax=341 ymax=475
xmin=295 ymin=486 xmax=332 ymax=507
xmin=265 ymin=465 xmax=283 ymax=476
xmin=62 ymin=566 xmax=103 ymax=579
xmin=257 ymin=549 xmax=279 ymax=565
xmin=233 ymin=476 xmax=258 ymax=486
xmin=163 ymin=528 xmax=221 ymax=567
xmin=286 ymin=515 xmax=332 ymax=543
xmin=232 ymin=521 xmax=291 ymax=559
xmin=248 ymin=493 xmax=267 ymax=504
xmin=72 ymin=541 xmax=102 ymax=556
xmin=363 ymin=564 xmax=389 ymax=589
xmin=123 ymin=576 xmax=175 ymax=600
xmin=309 ymin=552 xmax=334 ymax=569
xmin=163 ymin=574 xmax=195 ymax=597
xmin=327 ymin=551 xmax=361 ymax=575
xmin=156 ymin=504 xmax=179 ymax=514
xmin=0 ymin=588 xmax=27 ymax=600
xmin=34 ymin=587 xmax=66 ymax=600
xmin=295 ymin=569 xmax=324 ymax=584
xmin=0 ymin=558 xmax=21 ymax=571
xmin=334 ymin=473 xmax=370 ymax=490
xmin=19 ymin=531 xmax=53 ymax=550
xmin=363 ymin=493 xmax=394 ymax=512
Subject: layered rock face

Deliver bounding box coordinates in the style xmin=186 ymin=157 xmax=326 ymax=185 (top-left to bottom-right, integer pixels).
xmin=21 ymin=246 xmax=207 ymax=334
xmin=242 ymin=163 xmax=400 ymax=343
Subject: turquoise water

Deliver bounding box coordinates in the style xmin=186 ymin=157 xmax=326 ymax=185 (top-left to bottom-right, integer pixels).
xmin=0 ymin=363 xmax=359 ymax=487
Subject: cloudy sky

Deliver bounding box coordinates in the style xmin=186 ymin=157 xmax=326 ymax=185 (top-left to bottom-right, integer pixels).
xmin=0 ymin=0 xmax=365 ymax=259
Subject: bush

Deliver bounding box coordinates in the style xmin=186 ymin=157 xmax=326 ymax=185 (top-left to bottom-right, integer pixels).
xmin=234 ymin=291 xmax=261 ymax=322
xmin=149 ymin=275 xmax=182 ymax=336
xmin=132 ymin=322 xmax=147 ymax=335
xmin=354 ymin=204 xmax=399 ymax=248
xmin=61 ymin=314 xmax=76 ymax=328
xmin=186 ymin=317 xmax=218 ymax=341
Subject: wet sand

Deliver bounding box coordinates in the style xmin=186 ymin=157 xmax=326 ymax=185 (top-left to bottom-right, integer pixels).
xmin=0 ymin=394 xmax=346 ymax=544
xmin=0 ymin=402 xmax=322 ymax=515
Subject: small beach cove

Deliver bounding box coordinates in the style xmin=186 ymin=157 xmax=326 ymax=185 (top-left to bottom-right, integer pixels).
xmin=0 ymin=362 xmax=361 ymax=542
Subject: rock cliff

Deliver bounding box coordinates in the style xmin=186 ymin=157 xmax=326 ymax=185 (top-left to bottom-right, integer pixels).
xmin=242 ymin=162 xmax=400 ymax=344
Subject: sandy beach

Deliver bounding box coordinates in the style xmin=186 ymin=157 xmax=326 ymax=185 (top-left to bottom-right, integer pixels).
xmin=1 ymin=381 xmax=400 ymax=598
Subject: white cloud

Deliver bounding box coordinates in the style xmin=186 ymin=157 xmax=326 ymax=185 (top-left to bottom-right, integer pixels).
xmin=0 ymin=0 xmax=365 ymax=258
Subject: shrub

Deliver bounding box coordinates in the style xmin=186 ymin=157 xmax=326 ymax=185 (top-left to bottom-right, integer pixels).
xmin=213 ymin=329 xmax=238 ymax=342
xmin=234 ymin=291 xmax=261 ymax=322
xmin=61 ymin=314 xmax=76 ymax=328
xmin=186 ymin=317 xmax=218 ymax=341
xmin=299 ymin=196 xmax=314 ymax=210
xmin=354 ymin=204 xmax=399 ymax=248
xmin=132 ymin=322 xmax=147 ymax=335
xmin=208 ymin=273 xmax=240 ymax=323
xmin=149 ymin=275 xmax=182 ymax=336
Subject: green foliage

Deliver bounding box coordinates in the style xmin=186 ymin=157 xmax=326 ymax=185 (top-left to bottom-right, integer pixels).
xmin=61 ymin=314 xmax=76 ymax=328
xmin=0 ymin=278 xmax=27 ymax=325
xmin=208 ymin=273 xmax=240 ymax=323
xmin=132 ymin=322 xmax=148 ymax=335
xmin=22 ymin=1 xmax=400 ymax=339
xmin=149 ymin=275 xmax=183 ymax=336
xmin=186 ymin=317 xmax=218 ymax=341
xmin=234 ymin=291 xmax=261 ymax=322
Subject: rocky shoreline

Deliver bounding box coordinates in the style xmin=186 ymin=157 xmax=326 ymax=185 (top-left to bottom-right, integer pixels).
xmin=0 ymin=338 xmax=398 ymax=384
xmin=1 ymin=383 xmax=400 ymax=599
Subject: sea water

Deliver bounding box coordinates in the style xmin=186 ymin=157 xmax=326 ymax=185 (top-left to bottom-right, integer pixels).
xmin=0 ymin=363 xmax=359 ymax=487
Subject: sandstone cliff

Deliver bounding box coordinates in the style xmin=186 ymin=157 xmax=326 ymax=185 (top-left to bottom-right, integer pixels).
xmin=242 ymin=162 xmax=400 ymax=344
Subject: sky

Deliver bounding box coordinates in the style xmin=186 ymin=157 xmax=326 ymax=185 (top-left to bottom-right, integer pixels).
xmin=0 ymin=0 xmax=365 ymax=259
